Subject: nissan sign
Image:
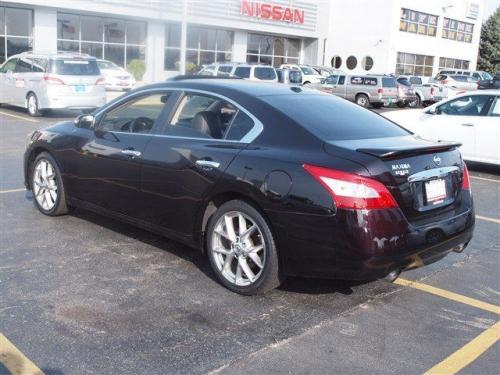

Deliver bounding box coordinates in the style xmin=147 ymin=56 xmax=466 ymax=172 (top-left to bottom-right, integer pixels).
xmin=241 ymin=0 xmax=305 ymax=24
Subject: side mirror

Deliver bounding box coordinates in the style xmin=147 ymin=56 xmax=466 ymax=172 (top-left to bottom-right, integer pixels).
xmin=427 ymin=107 xmax=437 ymax=115
xmin=74 ymin=114 xmax=95 ymax=129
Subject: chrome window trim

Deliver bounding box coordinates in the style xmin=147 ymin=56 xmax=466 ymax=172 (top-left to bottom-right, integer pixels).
xmin=94 ymin=87 xmax=263 ymax=144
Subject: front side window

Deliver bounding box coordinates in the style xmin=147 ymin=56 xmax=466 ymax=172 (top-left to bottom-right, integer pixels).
xmin=0 ymin=58 xmax=17 ymax=72
xmin=436 ymin=95 xmax=491 ymax=117
xmin=489 ymin=97 xmax=500 ymax=117
xmin=167 ymin=94 xmax=254 ymax=141
xmin=338 ymin=75 xmax=346 ymax=85
xmin=99 ymin=93 xmax=169 ymax=133
xmin=326 ymin=75 xmax=338 ymax=85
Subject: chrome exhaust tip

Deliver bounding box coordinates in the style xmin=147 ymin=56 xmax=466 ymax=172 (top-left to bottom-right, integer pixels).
xmin=385 ymin=269 xmax=402 ymax=282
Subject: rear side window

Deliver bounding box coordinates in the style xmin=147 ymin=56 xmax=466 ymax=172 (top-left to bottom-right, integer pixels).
xmin=382 ymin=78 xmax=397 ymax=87
xmin=338 ymin=75 xmax=346 ymax=85
xmin=264 ymin=94 xmax=410 ymax=141
xmin=32 ymin=58 xmax=48 ymax=73
xmin=1 ymin=59 xmax=17 ymax=73
xmin=225 ymin=111 xmax=254 ymax=141
xmin=254 ymin=67 xmax=276 ymax=80
xmin=234 ymin=66 xmax=251 ymax=78
xmin=217 ymin=66 xmax=232 ymax=76
xmin=15 ymin=58 xmax=32 ymax=73
xmin=50 ymin=59 xmax=100 ymax=75
xmin=409 ymin=76 xmax=422 ymax=85
xmin=364 ymin=77 xmax=377 ymax=85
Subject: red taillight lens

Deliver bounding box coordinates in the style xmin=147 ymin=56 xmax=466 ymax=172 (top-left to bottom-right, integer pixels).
xmin=303 ymin=164 xmax=399 ymax=210
xmin=440 ymin=80 xmax=448 ymax=85
xmin=96 ymin=77 xmax=105 ymax=85
xmin=462 ymin=163 xmax=471 ymax=190
xmin=43 ymin=75 xmax=65 ymax=85
xmin=430 ymin=87 xmax=435 ymax=96
xmin=377 ymin=88 xmax=383 ymax=94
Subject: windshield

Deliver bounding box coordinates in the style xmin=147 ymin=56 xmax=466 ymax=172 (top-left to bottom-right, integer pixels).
xmin=263 ymin=94 xmax=410 ymax=141
xmin=482 ymin=72 xmax=493 ymax=80
xmin=51 ymin=59 xmax=100 ymax=76
xmin=300 ymin=66 xmax=317 ymax=75
xmin=98 ymin=60 xmax=119 ymax=70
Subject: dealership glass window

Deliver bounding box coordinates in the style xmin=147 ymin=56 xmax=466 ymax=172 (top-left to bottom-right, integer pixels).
xmin=396 ymin=52 xmax=434 ymax=76
xmin=361 ymin=56 xmax=373 ymax=71
xmin=186 ymin=26 xmax=233 ymax=71
xmin=346 ymin=56 xmax=357 ymax=70
xmin=246 ymin=33 xmax=300 ymax=68
xmin=331 ymin=56 xmax=342 ymax=69
xmin=438 ymin=57 xmax=470 ymax=70
xmin=442 ymin=18 xmax=473 ymax=43
xmin=400 ymin=8 xmax=438 ymax=37
xmin=164 ymin=22 xmax=181 ymax=71
xmin=56 ymin=13 xmax=146 ymax=68
xmin=0 ymin=6 xmax=33 ymax=64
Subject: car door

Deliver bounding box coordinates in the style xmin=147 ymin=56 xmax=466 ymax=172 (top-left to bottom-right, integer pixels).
xmin=13 ymin=57 xmax=33 ymax=106
xmin=139 ymin=91 xmax=259 ymax=241
xmin=69 ymin=90 xmax=176 ymax=217
xmin=417 ymin=95 xmax=492 ymax=160
xmin=0 ymin=58 xmax=18 ymax=104
xmin=331 ymin=75 xmax=346 ymax=98
xmin=475 ymin=95 xmax=500 ymax=163
xmin=321 ymin=75 xmax=338 ymax=94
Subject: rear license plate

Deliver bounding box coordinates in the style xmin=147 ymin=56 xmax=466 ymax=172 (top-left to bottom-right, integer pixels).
xmin=425 ymin=179 xmax=447 ymax=205
xmin=119 ymin=81 xmax=128 ymax=86
xmin=74 ymin=85 xmax=86 ymax=93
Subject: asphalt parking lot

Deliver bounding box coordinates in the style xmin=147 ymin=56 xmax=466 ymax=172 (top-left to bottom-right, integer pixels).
xmin=0 ymin=103 xmax=499 ymax=375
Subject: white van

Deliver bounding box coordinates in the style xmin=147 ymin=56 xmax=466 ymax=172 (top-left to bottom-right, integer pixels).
xmin=198 ymin=63 xmax=278 ymax=83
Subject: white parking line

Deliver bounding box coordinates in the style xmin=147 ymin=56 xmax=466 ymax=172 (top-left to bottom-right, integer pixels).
xmin=0 ymin=188 xmax=26 ymax=194
xmin=0 ymin=110 xmax=38 ymax=123
xmin=476 ymin=215 xmax=500 ymax=225
xmin=470 ymin=176 xmax=500 ymax=184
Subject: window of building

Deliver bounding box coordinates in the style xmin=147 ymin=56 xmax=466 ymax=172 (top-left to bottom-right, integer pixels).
xmin=442 ymin=18 xmax=473 ymax=43
xmin=331 ymin=56 xmax=342 ymax=69
xmin=361 ymin=56 xmax=373 ymax=71
xmin=246 ymin=33 xmax=300 ymax=68
xmin=438 ymin=57 xmax=470 ymax=71
xmin=57 ymin=13 xmax=146 ymax=68
xmin=396 ymin=52 xmax=434 ymax=76
xmin=186 ymin=26 xmax=232 ymax=73
xmin=164 ymin=22 xmax=181 ymax=71
xmin=0 ymin=6 xmax=33 ymax=64
xmin=400 ymin=8 xmax=438 ymax=37
xmin=346 ymin=56 xmax=357 ymax=70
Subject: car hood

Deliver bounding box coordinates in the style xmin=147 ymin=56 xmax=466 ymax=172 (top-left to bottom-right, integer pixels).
xmin=381 ymin=109 xmax=429 ymax=132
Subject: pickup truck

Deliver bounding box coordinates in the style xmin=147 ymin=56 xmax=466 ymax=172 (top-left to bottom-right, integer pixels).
xmin=398 ymin=75 xmax=447 ymax=107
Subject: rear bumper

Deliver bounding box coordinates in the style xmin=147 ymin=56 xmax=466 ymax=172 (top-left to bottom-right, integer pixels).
xmin=40 ymin=85 xmax=106 ymax=110
xmin=399 ymin=94 xmax=417 ymax=104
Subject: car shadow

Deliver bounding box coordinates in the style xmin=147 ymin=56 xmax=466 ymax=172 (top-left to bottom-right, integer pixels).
xmin=466 ymin=161 xmax=500 ymax=175
xmin=279 ymin=276 xmax=368 ymax=295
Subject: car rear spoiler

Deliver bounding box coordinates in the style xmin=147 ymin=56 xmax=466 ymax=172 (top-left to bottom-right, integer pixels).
xmin=357 ymin=141 xmax=462 ymax=159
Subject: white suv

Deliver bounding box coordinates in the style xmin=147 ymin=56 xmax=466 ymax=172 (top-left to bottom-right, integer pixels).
xmin=198 ymin=63 xmax=278 ymax=83
xmin=279 ymin=64 xmax=322 ymax=85
xmin=0 ymin=52 xmax=106 ymax=116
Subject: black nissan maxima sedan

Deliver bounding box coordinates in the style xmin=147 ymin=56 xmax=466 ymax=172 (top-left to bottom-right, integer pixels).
xmin=23 ymin=78 xmax=474 ymax=295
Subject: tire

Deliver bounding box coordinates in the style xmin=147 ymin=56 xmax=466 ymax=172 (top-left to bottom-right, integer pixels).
xmin=27 ymin=93 xmax=43 ymax=117
xmin=372 ymin=103 xmax=383 ymax=109
xmin=409 ymin=95 xmax=421 ymax=108
xmin=30 ymin=152 xmax=69 ymax=216
xmin=356 ymin=94 xmax=369 ymax=108
xmin=206 ymin=200 xmax=282 ymax=295
xmin=397 ymin=101 xmax=407 ymax=108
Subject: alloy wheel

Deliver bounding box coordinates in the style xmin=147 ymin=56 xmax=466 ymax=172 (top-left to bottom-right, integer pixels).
xmin=211 ymin=211 xmax=265 ymax=286
xmin=28 ymin=95 xmax=38 ymax=116
xmin=33 ymin=159 xmax=58 ymax=211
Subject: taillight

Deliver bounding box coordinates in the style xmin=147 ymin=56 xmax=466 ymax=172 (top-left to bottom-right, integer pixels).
xmin=462 ymin=163 xmax=471 ymax=190
xmin=377 ymin=88 xmax=383 ymax=95
xmin=440 ymin=80 xmax=448 ymax=85
xmin=96 ymin=77 xmax=106 ymax=85
xmin=303 ymin=164 xmax=399 ymax=210
xmin=430 ymin=87 xmax=435 ymax=96
xmin=43 ymin=75 xmax=65 ymax=85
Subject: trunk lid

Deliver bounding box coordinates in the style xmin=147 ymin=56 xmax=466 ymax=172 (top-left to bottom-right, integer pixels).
xmin=325 ymin=136 xmax=465 ymax=223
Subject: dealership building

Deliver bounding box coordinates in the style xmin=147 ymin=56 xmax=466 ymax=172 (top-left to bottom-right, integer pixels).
xmin=0 ymin=0 xmax=485 ymax=81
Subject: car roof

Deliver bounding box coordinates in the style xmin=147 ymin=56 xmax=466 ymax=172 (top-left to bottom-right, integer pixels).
xmin=145 ymin=78 xmax=320 ymax=98
xmin=10 ymin=51 xmax=95 ymax=59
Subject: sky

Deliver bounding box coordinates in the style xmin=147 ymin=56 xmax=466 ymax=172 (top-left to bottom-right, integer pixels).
xmin=483 ymin=0 xmax=499 ymax=21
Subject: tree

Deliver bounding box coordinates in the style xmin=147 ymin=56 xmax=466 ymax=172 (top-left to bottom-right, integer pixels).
xmin=477 ymin=6 xmax=500 ymax=72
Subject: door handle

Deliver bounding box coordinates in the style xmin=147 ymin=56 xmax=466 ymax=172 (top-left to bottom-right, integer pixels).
xmin=121 ymin=149 xmax=141 ymax=157
xmin=195 ymin=160 xmax=220 ymax=169
xmin=461 ymin=123 xmax=475 ymax=127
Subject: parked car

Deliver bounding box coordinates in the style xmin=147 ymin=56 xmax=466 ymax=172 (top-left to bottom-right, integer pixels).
xmin=382 ymin=91 xmax=499 ymax=166
xmin=311 ymin=74 xmax=398 ymax=108
xmin=276 ymin=68 xmax=302 ymax=85
xmin=23 ymin=78 xmax=474 ymax=294
xmin=396 ymin=77 xmax=418 ymax=108
xmin=435 ymin=74 xmax=478 ymax=91
xmin=0 ymin=52 xmax=106 ymax=116
xmin=198 ymin=63 xmax=278 ymax=83
xmin=435 ymin=70 xmax=492 ymax=81
xmin=279 ymin=64 xmax=322 ymax=84
xmin=478 ymin=73 xmax=500 ymax=90
xmin=397 ymin=75 xmax=444 ymax=107
xmin=96 ymin=59 xmax=136 ymax=91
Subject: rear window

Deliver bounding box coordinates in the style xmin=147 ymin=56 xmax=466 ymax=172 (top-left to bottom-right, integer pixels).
xmin=382 ymin=78 xmax=397 ymax=87
xmin=263 ymin=94 xmax=410 ymax=141
xmin=234 ymin=66 xmax=251 ymax=78
xmin=254 ymin=67 xmax=276 ymax=80
xmin=409 ymin=76 xmax=422 ymax=85
xmin=397 ymin=78 xmax=412 ymax=87
xmin=50 ymin=59 xmax=100 ymax=76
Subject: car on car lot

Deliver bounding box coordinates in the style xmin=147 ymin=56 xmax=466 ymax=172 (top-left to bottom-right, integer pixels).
xmin=97 ymin=59 xmax=136 ymax=91
xmin=434 ymin=74 xmax=478 ymax=91
xmin=434 ymin=70 xmax=492 ymax=82
xmin=478 ymin=73 xmax=500 ymax=90
xmin=276 ymin=68 xmax=302 ymax=85
xmin=0 ymin=52 xmax=106 ymax=117
xmin=279 ymin=63 xmax=322 ymax=84
xmin=198 ymin=63 xmax=278 ymax=83
xmin=23 ymin=78 xmax=474 ymax=295
xmin=396 ymin=77 xmax=418 ymax=108
xmin=382 ymin=91 xmax=500 ymax=166
xmin=396 ymin=75 xmax=444 ymax=107
xmin=311 ymin=74 xmax=399 ymax=108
